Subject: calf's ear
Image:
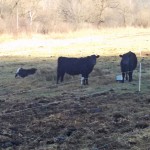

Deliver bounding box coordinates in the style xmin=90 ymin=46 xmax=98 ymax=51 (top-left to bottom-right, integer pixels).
xmin=119 ymin=55 xmax=123 ymax=57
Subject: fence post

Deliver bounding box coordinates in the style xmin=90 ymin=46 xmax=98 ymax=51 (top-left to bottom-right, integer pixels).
xmin=139 ymin=62 xmax=141 ymax=92
xmin=138 ymin=49 xmax=142 ymax=92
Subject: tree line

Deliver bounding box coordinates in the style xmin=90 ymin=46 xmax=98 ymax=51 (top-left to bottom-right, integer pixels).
xmin=0 ymin=0 xmax=149 ymax=34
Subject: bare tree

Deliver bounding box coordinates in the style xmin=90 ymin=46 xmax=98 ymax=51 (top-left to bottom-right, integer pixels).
xmin=1 ymin=0 xmax=150 ymax=34
xmin=117 ymin=7 xmax=130 ymax=26
xmin=59 ymin=0 xmax=81 ymax=23
xmin=84 ymin=0 xmax=119 ymax=27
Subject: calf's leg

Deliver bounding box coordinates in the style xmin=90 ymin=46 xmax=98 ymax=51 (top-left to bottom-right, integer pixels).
xmin=81 ymin=77 xmax=84 ymax=85
xmin=122 ymin=72 xmax=125 ymax=83
xmin=129 ymin=71 xmax=133 ymax=82
xmin=60 ymin=72 xmax=65 ymax=82
xmin=84 ymin=75 xmax=88 ymax=85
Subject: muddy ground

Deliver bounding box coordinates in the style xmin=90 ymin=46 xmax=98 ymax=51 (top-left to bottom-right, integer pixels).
xmin=0 ymin=89 xmax=150 ymax=150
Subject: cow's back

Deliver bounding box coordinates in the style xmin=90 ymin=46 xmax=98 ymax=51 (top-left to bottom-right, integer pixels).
xmin=128 ymin=52 xmax=137 ymax=70
xmin=121 ymin=51 xmax=137 ymax=71
xmin=57 ymin=56 xmax=96 ymax=75
xmin=57 ymin=57 xmax=83 ymax=75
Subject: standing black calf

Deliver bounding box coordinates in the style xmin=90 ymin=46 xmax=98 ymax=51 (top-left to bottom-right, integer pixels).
xmin=15 ymin=68 xmax=37 ymax=78
xmin=119 ymin=51 xmax=137 ymax=83
xmin=57 ymin=55 xmax=99 ymax=85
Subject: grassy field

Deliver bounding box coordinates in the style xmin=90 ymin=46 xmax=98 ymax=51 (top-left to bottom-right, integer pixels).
xmin=0 ymin=27 xmax=150 ymax=150
xmin=0 ymin=27 xmax=150 ymax=57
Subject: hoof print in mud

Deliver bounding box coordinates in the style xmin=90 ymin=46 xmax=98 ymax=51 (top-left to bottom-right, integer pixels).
xmin=112 ymin=113 xmax=129 ymax=126
xmin=135 ymin=122 xmax=149 ymax=129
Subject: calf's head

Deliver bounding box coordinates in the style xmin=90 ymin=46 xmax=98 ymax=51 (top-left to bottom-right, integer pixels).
xmin=119 ymin=54 xmax=130 ymax=66
xmin=89 ymin=55 xmax=100 ymax=66
xmin=15 ymin=68 xmax=23 ymax=78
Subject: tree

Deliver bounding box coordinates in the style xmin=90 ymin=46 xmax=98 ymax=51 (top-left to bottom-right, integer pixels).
xmin=88 ymin=0 xmax=119 ymax=26
xmin=117 ymin=7 xmax=130 ymax=26
xmin=59 ymin=0 xmax=83 ymax=23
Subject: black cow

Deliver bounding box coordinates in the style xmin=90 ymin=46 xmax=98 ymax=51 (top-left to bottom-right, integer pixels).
xmin=15 ymin=68 xmax=37 ymax=78
xmin=57 ymin=55 xmax=99 ymax=85
xmin=119 ymin=51 xmax=137 ymax=83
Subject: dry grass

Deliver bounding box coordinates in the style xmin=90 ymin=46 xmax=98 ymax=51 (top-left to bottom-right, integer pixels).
xmin=0 ymin=27 xmax=150 ymax=58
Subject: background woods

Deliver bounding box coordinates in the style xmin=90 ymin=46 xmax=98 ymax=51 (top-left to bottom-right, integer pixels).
xmin=0 ymin=0 xmax=150 ymax=34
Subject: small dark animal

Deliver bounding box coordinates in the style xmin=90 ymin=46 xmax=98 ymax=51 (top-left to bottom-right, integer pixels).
xmin=15 ymin=68 xmax=37 ymax=78
xmin=119 ymin=51 xmax=137 ymax=83
xmin=57 ymin=55 xmax=99 ymax=85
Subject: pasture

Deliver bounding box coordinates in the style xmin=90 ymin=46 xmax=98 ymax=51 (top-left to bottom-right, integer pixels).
xmin=0 ymin=28 xmax=150 ymax=150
